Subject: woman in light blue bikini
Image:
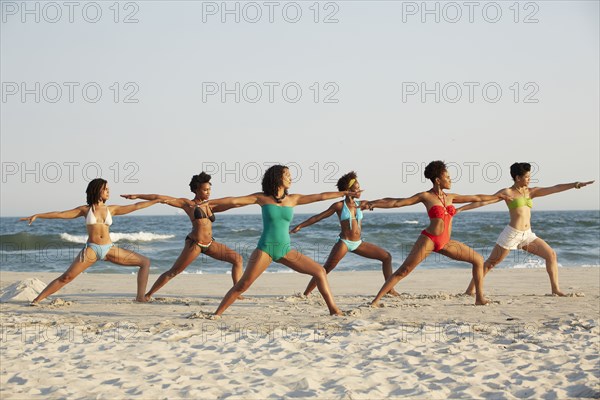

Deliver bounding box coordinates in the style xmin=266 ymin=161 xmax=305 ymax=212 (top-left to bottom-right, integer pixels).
xmin=291 ymin=171 xmax=399 ymax=297
xmin=21 ymin=178 xmax=164 ymax=304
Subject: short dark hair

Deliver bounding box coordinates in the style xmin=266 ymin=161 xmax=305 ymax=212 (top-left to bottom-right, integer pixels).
xmin=262 ymin=165 xmax=288 ymax=197
xmin=337 ymin=171 xmax=358 ymax=191
xmin=189 ymin=172 xmax=212 ymax=193
xmin=86 ymin=178 xmax=108 ymax=206
xmin=510 ymin=162 xmax=531 ymax=180
xmin=424 ymin=161 xmax=447 ymax=183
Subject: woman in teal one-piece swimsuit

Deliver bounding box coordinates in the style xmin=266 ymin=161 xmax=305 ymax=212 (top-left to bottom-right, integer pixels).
xmin=209 ymin=164 xmax=357 ymax=316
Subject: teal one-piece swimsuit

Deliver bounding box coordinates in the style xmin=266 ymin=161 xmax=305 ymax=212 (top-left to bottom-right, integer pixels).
xmin=257 ymin=204 xmax=294 ymax=261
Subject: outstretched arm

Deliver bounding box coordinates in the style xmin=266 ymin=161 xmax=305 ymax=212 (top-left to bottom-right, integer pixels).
xmin=121 ymin=194 xmax=188 ymax=209
xmin=530 ymin=180 xmax=594 ymax=198
xmin=456 ymin=198 xmax=501 ymax=213
xmin=291 ymin=191 xmax=358 ymax=206
xmin=290 ymin=204 xmax=337 ymax=233
xmin=452 ymin=192 xmax=510 ymax=204
xmin=211 ymin=203 xmax=244 ymax=213
xmin=20 ymin=206 xmax=87 ymax=225
xmin=209 ymin=193 xmax=261 ymax=208
xmin=110 ymin=199 xmax=164 ymax=216
xmin=367 ymin=193 xmax=423 ymax=209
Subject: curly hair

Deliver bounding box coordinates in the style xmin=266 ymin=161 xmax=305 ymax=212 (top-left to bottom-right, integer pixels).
xmin=424 ymin=161 xmax=447 ymax=183
xmin=510 ymin=162 xmax=531 ymax=180
xmin=262 ymin=165 xmax=288 ymax=198
xmin=189 ymin=172 xmax=212 ymax=193
xmin=337 ymin=171 xmax=358 ymax=191
xmin=86 ymin=178 xmax=108 ymax=206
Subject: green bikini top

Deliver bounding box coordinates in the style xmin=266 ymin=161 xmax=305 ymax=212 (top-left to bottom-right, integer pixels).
xmin=508 ymin=197 xmax=533 ymax=210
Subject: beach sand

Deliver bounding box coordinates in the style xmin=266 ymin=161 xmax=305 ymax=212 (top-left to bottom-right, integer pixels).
xmin=1 ymin=267 xmax=599 ymax=399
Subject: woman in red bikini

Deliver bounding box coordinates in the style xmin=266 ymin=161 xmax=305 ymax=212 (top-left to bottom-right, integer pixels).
xmin=367 ymin=161 xmax=508 ymax=306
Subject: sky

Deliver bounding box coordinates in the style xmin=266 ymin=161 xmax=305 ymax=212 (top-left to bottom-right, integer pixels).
xmin=1 ymin=0 xmax=599 ymax=216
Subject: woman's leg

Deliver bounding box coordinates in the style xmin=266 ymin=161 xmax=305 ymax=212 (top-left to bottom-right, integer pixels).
xmin=279 ymin=250 xmax=342 ymax=315
xmin=371 ymin=235 xmax=434 ymax=306
xmin=439 ymin=240 xmax=488 ymax=305
xmin=204 ymin=242 xmax=244 ymax=285
xmin=465 ymin=244 xmax=510 ymax=295
xmin=205 ymin=241 xmax=246 ymax=299
xmin=522 ymin=238 xmax=564 ymax=296
xmin=105 ymin=246 xmax=152 ymax=302
xmin=214 ymin=249 xmax=272 ymax=316
xmin=143 ymin=241 xmax=201 ymax=300
xmin=353 ymin=242 xmax=398 ymax=296
xmin=32 ymin=247 xmax=97 ymax=304
xmin=304 ymin=241 xmax=348 ymax=296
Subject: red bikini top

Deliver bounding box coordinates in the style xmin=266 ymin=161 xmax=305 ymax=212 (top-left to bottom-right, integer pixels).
xmin=428 ymin=204 xmax=456 ymax=219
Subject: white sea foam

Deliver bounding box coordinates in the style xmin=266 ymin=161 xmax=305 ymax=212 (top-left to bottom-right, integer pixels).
xmin=403 ymin=220 xmax=420 ymax=224
xmin=60 ymin=232 xmax=174 ymax=244
xmin=504 ymin=260 xmax=549 ymax=269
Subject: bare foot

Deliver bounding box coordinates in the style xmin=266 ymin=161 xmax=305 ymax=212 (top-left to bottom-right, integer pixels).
xmin=237 ymin=295 xmax=246 ymax=300
xmin=464 ymin=290 xmax=475 ymax=297
xmin=135 ymin=296 xmax=149 ymax=303
xmin=475 ymin=296 xmax=489 ymax=306
xmin=29 ymin=301 xmax=40 ymax=307
xmin=386 ymin=289 xmax=401 ymax=297
xmin=552 ymin=290 xmax=566 ymax=297
xmin=330 ymin=308 xmax=344 ymax=316
xmin=370 ymin=301 xmax=383 ymax=308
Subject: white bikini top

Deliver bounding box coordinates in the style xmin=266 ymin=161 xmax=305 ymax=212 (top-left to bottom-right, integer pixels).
xmin=86 ymin=205 xmax=113 ymax=226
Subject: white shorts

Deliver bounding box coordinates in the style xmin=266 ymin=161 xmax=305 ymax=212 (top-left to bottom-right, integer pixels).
xmin=496 ymin=225 xmax=538 ymax=250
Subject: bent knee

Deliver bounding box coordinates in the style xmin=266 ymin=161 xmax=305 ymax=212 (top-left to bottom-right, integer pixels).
xmin=136 ymin=256 xmax=150 ymax=269
xmin=472 ymin=254 xmax=484 ymax=266
xmin=547 ymin=250 xmax=557 ymax=263
xmin=312 ymin=269 xmax=327 ymax=280
xmin=382 ymin=251 xmax=392 ymax=263
xmin=233 ymin=254 xmax=243 ymax=266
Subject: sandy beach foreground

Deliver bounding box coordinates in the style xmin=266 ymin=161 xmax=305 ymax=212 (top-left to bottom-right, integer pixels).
xmin=1 ymin=267 xmax=599 ymax=399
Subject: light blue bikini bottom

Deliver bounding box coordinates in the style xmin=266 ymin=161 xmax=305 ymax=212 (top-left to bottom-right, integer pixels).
xmin=337 ymin=237 xmax=363 ymax=252
xmin=82 ymin=242 xmax=114 ymax=261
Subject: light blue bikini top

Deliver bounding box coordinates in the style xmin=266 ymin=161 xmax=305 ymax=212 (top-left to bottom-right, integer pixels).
xmin=340 ymin=198 xmax=363 ymax=229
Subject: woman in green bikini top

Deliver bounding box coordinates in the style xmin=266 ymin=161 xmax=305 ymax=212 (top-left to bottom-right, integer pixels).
xmin=209 ymin=164 xmax=358 ymax=317
xmin=459 ymin=162 xmax=594 ymax=297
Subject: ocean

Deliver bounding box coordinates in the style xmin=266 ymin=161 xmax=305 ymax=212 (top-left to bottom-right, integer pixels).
xmin=1 ymin=211 xmax=598 ymax=275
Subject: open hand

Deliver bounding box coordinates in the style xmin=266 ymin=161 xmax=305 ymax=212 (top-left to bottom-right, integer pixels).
xmin=20 ymin=215 xmax=36 ymax=225
xmin=120 ymin=194 xmax=138 ymax=200
xmin=361 ymin=201 xmax=374 ymax=211
xmin=577 ymin=180 xmax=595 ymax=189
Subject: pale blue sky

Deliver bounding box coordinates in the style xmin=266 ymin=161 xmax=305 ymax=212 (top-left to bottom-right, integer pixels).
xmin=1 ymin=1 xmax=598 ymax=216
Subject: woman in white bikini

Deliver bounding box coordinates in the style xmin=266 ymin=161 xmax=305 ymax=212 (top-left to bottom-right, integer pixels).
xmin=21 ymin=178 xmax=163 ymax=304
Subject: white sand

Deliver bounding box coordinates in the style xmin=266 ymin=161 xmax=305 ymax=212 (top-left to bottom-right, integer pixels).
xmin=0 ymin=278 xmax=47 ymax=303
xmin=1 ymin=267 xmax=599 ymax=399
